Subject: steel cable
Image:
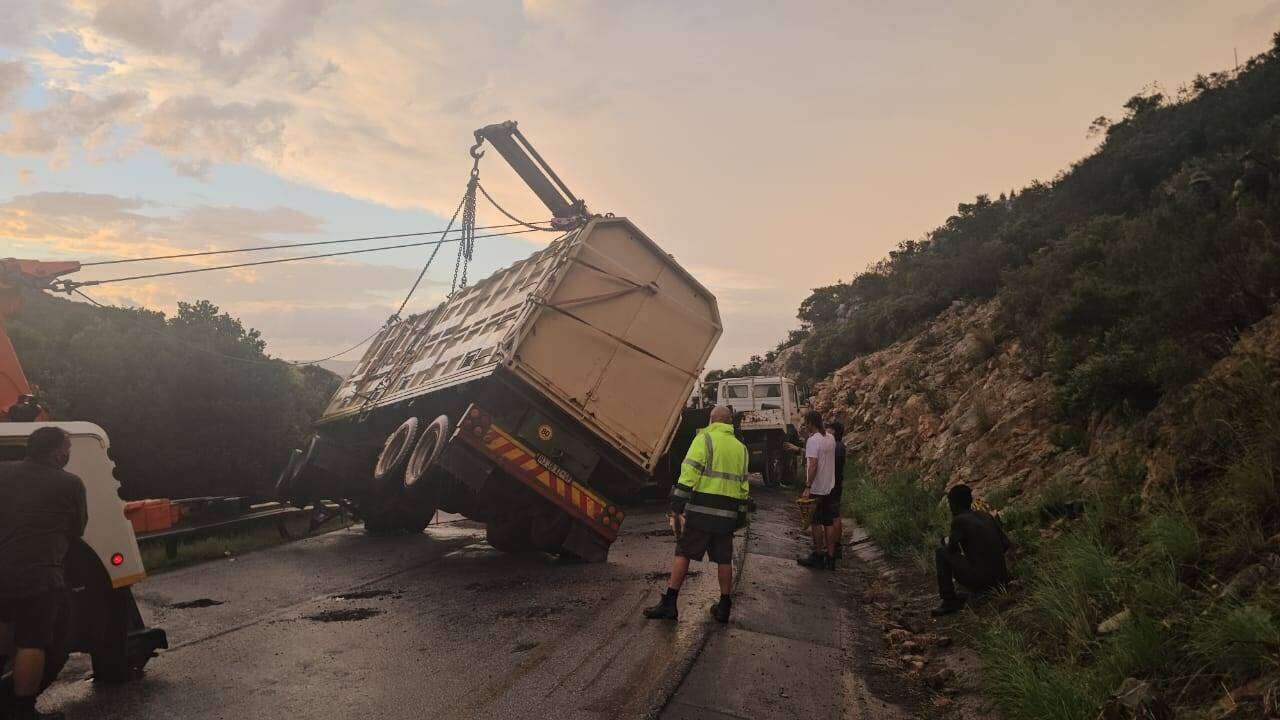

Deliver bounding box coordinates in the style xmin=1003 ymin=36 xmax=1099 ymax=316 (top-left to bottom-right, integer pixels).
xmin=79 ymin=221 xmax=554 ymax=267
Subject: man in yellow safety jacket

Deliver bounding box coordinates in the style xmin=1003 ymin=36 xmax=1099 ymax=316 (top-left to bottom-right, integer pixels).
xmin=644 ymin=405 xmax=749 ymax=623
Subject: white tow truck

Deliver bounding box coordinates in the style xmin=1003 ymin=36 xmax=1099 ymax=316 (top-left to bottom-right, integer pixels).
xmin=716 ymin=375 xmax=807 ymax=487
xmin=0 ymin=260 xmax=166 ymax=687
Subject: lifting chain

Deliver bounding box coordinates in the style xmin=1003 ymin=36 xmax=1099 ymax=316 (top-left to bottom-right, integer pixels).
xmin=451 ymin=151 xmax=481 ymax=296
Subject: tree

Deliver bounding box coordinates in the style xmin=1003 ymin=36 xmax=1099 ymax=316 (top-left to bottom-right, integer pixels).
xmin=9 ymin=292 xmax=340 ymax=499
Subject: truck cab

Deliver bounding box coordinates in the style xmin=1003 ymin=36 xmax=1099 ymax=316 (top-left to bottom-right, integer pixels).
xmin=0 ymin=422 xmax=166 ymax=684
xmin=716 ymin=376 xmax=804 ymax=417
xmin=714 ymin=376 xmax=806 ymax=487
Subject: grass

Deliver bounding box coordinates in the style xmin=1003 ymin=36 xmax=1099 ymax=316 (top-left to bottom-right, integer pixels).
xmin=841 ymin=463 xmax=946 ymax=561
xmin=140 ymin=514 xmax=352 ymax=573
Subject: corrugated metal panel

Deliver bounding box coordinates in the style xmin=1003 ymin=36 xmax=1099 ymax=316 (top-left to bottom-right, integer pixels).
xmin=320 ymin=217 xmax=721 ymax=472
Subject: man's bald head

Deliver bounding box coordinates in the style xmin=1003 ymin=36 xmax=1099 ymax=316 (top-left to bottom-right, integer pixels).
xmin=710 ymin=405 xmax=733 ymax=424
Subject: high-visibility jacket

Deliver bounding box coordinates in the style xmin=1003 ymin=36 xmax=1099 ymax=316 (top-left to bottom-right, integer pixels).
xmin=670 ymin=422 xmax=749 ymax=533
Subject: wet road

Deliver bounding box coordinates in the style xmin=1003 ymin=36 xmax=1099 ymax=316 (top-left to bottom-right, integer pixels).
xmin=43 ymin=500 xmax=729 ymax=720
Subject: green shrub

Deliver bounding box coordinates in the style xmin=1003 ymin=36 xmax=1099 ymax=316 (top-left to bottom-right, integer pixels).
xmin=1049 ymin=423 xmax=1090 ymax=453
xmin=1189 ymin=604 xmax=1280 ymax=681
xmin=1141 ymin=512 xmax=1200 ymax=565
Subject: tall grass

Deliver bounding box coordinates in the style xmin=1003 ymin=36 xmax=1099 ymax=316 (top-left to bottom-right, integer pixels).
xmin=841 ymin=463 xmax=946 ymax=559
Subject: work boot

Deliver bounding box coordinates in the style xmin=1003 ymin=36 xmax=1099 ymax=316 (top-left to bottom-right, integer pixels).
xmin=709 ymin=596 xmax=732 ymax=623
xmin=797 ymin=551 xmax=826 ymax=568
xmin=643 ymin=589 xmax=679 ymax=620
xmin=930 ymin=598 xmax=966 ymax=617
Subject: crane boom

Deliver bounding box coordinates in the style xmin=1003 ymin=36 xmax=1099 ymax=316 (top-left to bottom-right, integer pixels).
xmin=1 ymin=258 xmax=81 ymax=420
xmin=473 ymin=121 xmax=588 ymax=226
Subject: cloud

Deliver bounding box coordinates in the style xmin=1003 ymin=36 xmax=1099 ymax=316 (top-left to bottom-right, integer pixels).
xmin=0 ymin=61 xmax=31 ymax=113
xmin=0 ymin=190 xmax=425 ymax=359
xmin=138 ymin=95 xmax=292 ymax=176
xmin=0 ymin=191 xmax=321 ymax=259
xmin=17 ymin=168 xmax=36 ymax=184
xmin=90 ymin=0 xmax=336 ymax=84
xmin=0 ymin=1 xmax=77 ymax=49
xmin=0 ymin=88 xmax=146 ymax=165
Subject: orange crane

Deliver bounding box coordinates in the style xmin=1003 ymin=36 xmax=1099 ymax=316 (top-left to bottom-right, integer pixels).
xmin=0 ymin=258 xmax=81 ymax=420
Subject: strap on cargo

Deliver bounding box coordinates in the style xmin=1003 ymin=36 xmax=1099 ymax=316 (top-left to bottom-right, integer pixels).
xmin=544 ymin=283 xmax=655 ymax=311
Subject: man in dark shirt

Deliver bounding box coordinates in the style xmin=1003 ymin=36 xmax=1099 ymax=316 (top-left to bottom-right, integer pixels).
xmin=828 ymin=421 xmax=846 ymax=559
xmin=0 ymin=427 xmax=87 ymax=720
xmin=931 ymin=483 xmax=1010 ymax=616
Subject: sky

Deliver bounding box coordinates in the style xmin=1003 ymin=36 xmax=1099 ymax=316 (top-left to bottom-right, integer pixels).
xmin=0 ymin=1 xmax=1278 ymax=368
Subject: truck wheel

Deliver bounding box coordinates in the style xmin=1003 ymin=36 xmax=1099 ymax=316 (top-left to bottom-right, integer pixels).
xmin=763 ymin=448 xmax=782 ymax=488
xmin=529 ymin=513 xmax=572 ymax=554
xmin=64 ymin=543 xmax=155 ymax=683
xmin=374 ymin=417 xmax=420 ymax=489
xmin=404 ymin=415 xmax=451 ymax=493
xmin=486 ymin=518 xmax=533 ymax=553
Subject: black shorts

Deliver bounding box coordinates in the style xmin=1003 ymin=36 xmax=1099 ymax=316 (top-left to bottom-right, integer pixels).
xmin=811 ymin=492 xmax=839 ymax=526
xmin=676 ymin=526 xmax=734 ymax=564
xmin=0 ymin=591 xmax=70 ymax=650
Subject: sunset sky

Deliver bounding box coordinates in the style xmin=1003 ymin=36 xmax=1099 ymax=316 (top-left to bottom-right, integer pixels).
xmin=1 ymin=1 xmax=1277 ymax=368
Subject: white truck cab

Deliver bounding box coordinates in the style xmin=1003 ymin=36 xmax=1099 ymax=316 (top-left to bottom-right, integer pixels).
xmin=714 ymin=376 xmax=806 ymax=487
xmin=0 ymin=422 xmax=165 ymax=683
xmin=716 ymin=376 xmax=803 ymax=417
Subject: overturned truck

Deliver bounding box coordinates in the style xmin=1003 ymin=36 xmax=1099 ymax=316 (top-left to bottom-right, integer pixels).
xmin=278 ymin=214 xmax=721 ymax=561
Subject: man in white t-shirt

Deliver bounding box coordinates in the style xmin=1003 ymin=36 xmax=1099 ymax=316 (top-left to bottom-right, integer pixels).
xmin=797 ymin=410 xmax=838 ymax=570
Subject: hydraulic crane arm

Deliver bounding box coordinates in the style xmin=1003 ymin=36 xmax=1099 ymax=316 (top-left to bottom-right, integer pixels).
xmin=472 ymin=121 xmax=588 ymax=226
xmin=1 ymin=258 xmax=81 ymax=420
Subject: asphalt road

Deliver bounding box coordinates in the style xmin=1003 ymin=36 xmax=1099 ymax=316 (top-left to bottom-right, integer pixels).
xmin=42 ymin=501 xmax=726 ymax=719
xmin=40 ymin=481 xmax=920 ymax=720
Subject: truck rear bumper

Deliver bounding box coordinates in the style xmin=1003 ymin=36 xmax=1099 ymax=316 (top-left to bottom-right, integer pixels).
xmin=451 ymin=405 xmax=625 ymax=551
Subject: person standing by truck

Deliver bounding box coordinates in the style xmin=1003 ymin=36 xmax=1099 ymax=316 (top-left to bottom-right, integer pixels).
xmin=0 ymin=427 xmax=87 ymax=720
xmin=796 ymin=411 xmax=838 ymax=570
xmin=644 ymin=405 xmax=749 ymax=623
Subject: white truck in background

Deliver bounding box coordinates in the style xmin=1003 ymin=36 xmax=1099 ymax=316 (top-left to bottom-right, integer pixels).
xmin=716 ymin=376 xmax=806 ymax=487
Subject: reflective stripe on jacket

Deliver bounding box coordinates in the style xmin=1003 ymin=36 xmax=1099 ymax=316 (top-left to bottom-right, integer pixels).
xmin=670 ymin=422 xmax=749 ymax=534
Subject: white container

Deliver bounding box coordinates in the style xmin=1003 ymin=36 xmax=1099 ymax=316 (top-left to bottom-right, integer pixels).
xmin=322 ymin=216 xmax=721 ymax=473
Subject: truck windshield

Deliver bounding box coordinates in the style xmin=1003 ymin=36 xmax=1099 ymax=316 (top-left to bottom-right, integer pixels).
xmin=724 ymin=384 xmax=750 ymax=399
xmin=756 ymin=384 xmax=781 ymax=399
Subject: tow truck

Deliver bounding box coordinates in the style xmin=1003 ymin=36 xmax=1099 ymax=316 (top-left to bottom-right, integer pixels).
xmin=0 ymin=259 xmax=167 ymax=684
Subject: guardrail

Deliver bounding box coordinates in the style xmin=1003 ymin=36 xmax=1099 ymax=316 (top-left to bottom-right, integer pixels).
xmin=135 ymin=501 xmax=346 ymax=559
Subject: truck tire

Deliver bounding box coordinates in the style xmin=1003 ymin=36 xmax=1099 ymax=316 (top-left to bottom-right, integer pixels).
xmin=64 ymin=543 xmax=157 ymax=683
xmin=486 ymin=517 xmax=533 ymax=553
xmin=404 ymin=415 xmax=451 ymax=492
xmin=763 ymin=448 xmax=782 ymax=488
xmin=374 ymin=417 xmax=420 ymax=489
xmin=529 ymin=512 xmax=572 ymax=554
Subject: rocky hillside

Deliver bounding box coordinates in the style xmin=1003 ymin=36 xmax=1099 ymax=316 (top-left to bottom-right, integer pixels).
xmin=808 ymin=299 xmax=1072 ymax=496
xmin=809 ymin=296 xmax=1280 ymax=505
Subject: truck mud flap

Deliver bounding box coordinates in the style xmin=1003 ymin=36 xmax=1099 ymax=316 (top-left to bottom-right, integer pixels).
xmin=452 ymin=405 xmax=625 ymax=554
